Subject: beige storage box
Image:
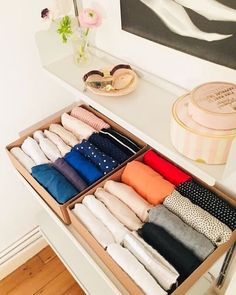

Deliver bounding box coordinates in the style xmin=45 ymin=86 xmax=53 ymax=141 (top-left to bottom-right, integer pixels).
xmin=68 ymin=153 xmax=236 ymax=295
xmin=6 ymin=103 xmax=147 ymax=224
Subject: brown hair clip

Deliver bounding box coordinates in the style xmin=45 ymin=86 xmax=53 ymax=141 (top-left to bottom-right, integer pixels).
xmin=83 ymin=64 xmax=132 ymax=82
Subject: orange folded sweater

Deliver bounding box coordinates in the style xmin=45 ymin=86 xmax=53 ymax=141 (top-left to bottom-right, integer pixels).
xmin=121 ymin=161 xmax=175 ymax=205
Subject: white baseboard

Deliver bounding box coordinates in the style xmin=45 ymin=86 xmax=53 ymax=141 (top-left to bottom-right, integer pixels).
xmin=0 ymin=226 xmax=47 ymax=280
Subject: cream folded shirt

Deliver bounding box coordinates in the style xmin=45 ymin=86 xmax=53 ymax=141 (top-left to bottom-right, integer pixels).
xmin=123 ymin=233 xmax=179 ymax=291
xmin=33 ymin=130 xmax=61 ymax=162
xmin=49 ymin=124 xmax=79 ymax=147
xmin=164 ymin=191 xmax=232 ymax=246
xmin=73 ymin=204 xmax=115 ymax=248
xmin=21 ymin=137 xmax=50 ymax=165
xmin=104 ymin=180 xmax=152 ymax=222
xmin=61 ymin=113 xmax=96 ymax=140
xmin=82 ymin=195 xmax=129 ymax=244
xmin=44 ymin=130 xmax=71 ymax=156
xmin=95 ymin=188 xmax=142 ymax=231
xmin=10 ymin=147 xmax=35 ymax=173
xmin=107 ymin=243 xmax=167 ymax=295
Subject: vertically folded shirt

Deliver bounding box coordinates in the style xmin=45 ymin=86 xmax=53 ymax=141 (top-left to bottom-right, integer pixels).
xmin=121 ymin=161 xmax=175 ymax=205
xmin=100 ymin=128 xmax=140 ymax=156
xmin=82 ymin=195 xmax=128 ymax=244
xmin=149 ymin=205 xmax=215 ymax=260
xmin=94 ymin=188 xmax=142 ymax=231
xmin=123 ymin=233 xmax=179 ymax=291
xmin=70 ymin=106 xmax=110 ymax=131
xmin=138 ymin=223 xmax=201 ymax=283
xmin=89 ymin=133 xmax=129 ymax=164
xmin=104 ymin=180 xmax=152 ymax=222
xmin=107 ymin=243 xmax=167 ymax=295
xmin=61 ymin=113 xmax=96 ymax=140
xmin=74 ymin=140 xmax=118 ymax=175
xmin=32 ymin=164 xmax=78 ymax=204
xmin=64 ymin=150 xmax=103 ymax=185
xmin=143 ymin=150 xmax=192 ymax=186
xmin=44 ymin=130 xmax=71 ymax=156
xmin=10 ymin=147 xmax=35 ymax=173
xmin=22 ymin=137 xmax=50 ymax=165
xmin=53 ymin=158 xmax=88 ymax=192
xmin=164 ymin=191 xmax=232 ymax=246
xmin=177 ymin=180 xmax=236 ymax=230
xmin=49 ymin=124 xmax=79 ymax=147
xmin=33 ymin=130 xmax=61 ymax=162
xmin=73 ymin=204 xmax=115 ymax=248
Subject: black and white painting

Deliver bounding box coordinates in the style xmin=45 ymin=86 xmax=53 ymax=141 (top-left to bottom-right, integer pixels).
xmin=120 ymin=0 xmax=236 ymax=69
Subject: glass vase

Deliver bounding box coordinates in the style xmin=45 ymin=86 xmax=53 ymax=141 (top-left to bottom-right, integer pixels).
xmin=72 ymin=27 xmax=91 ymax=65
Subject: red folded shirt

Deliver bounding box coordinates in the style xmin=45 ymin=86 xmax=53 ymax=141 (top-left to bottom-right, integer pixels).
xmin=143 ymin=150 xmax=192 ymax=186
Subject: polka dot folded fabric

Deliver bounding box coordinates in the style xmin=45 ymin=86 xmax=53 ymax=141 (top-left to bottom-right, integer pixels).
xmin=163 ymin=190 xmax=232 ymax=246
xmin=70 ymin=106 xmax=110 ymax=131
xmin=177 ymin=180 xmax=236 ymax=230
xmin=73 ymin=140 xmax=118 ymax=175
xmin=89 ymin=133 xmax=129 ymax=164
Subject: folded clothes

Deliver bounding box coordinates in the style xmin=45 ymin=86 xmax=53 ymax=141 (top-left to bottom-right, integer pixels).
xmin=49 ymin=124 xmax=79 ymax=147
xmin=70 ymin=106 xmax=110 ymax=131
xmin=104 ymin=180 xmax=152 ymax=222
xmin=107 ymin=243 xmax=167 ymax=295
xmin=74 ymin=140 xmax=118 ymax=175
xmin=73 ymin=204 xmax=115 ymax=248
xmin=53 ymin=158 xmax=88 ymax=192
xmin=149 ymin=205 xmax=215 ymax=260
xmin=44 ymin=130 xmax=71 ymax=156
xmin=82 ymin=195 xmax=128 ymax=244
xmin=33 ymin=130 xmax=61 ymax=162
xmin=10 ymin=147 xmax=35 ymax=173
xmin=100 ymin=128 xmax=140 ymax=156
xmin=61 ymin=113 xmax=96 ymax=140
xmin=95 ymin=188 xmax=142 ymax=231
xmin=22 ymin=137 xmax=50 ymax=165
xmin=64 ymin=150 xmax=103 ymax=185
xmin=164 ymin=191 xmax=232 ymax=246
xmin=123 ymin=233 xmax=179 ymax=291
xmin=177 ymin=180 xmax=236 ymax=231
xmin=32 ymin=164 xmax=78 ymax=204
xmin=89 ymin=133 xmax=129 ymax=164
xmin=121 ymin=161 xmax=175 ymax=205
xmin=138 ymin=223 xmax=201 ymax=283
xmin=143 ymin=150 xmax=192 ymax=186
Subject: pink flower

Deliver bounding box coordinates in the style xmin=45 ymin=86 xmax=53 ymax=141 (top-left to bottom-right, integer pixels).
xmin=79 ymin=8 xmax=102 ymax=28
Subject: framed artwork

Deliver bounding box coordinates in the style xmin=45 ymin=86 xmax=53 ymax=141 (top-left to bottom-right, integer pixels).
xmin=120 ymin=0 xmax=236 ymax=70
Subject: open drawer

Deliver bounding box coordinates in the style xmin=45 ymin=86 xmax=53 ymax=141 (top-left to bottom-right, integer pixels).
xmin=6 ymin=102 xmax=147 ymax=224
xmin=68 ymin=153 xmax=236 ymax=295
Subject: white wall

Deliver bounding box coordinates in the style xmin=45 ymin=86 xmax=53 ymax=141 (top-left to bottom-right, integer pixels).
xmin=0 ymin=0 xmax=74 ymax=251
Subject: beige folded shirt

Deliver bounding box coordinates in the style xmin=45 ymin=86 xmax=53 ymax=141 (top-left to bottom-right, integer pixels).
xmin=44 ymin=130 xmax=71 ymax=156
xmin=104 ymin=180 xmax=152 ymax=222
xmin=49 ymin=123 xmax=79 ymax=147
xmin=95 ymin=188 xmax=142 ymax=231
xmin=61 ymin=113 xmax=96 ymax=140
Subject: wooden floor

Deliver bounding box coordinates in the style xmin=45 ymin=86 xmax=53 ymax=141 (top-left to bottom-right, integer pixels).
xmin=0 ymin=246 xmax=85 ymax=295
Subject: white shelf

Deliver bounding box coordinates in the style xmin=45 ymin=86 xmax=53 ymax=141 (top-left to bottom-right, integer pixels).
xmin=36 ymin=29 xmax=233 ymax=187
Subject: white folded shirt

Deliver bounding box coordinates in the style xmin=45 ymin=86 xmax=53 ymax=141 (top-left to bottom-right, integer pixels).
xmin=123 ymin=233 xmax=179 ymax=290
xmin=21 ymin=137 xmax=50 ymax=165
xmin=44 ymin=130 xmax=71 ymax=156
xmin=10 ymin=147 xmax=35 ymax=173
xmin=49 ymin=123 xmax=79 ymax=147
xmin=83 ymin=195 xmax=129 ymax=244
xmin=73 ymin=204 xmax=115 ymax=248
xmin=33 ymin=130 xmax=61 ymax=162
xmin=107 ymin=243 xmax=167 ymax=295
